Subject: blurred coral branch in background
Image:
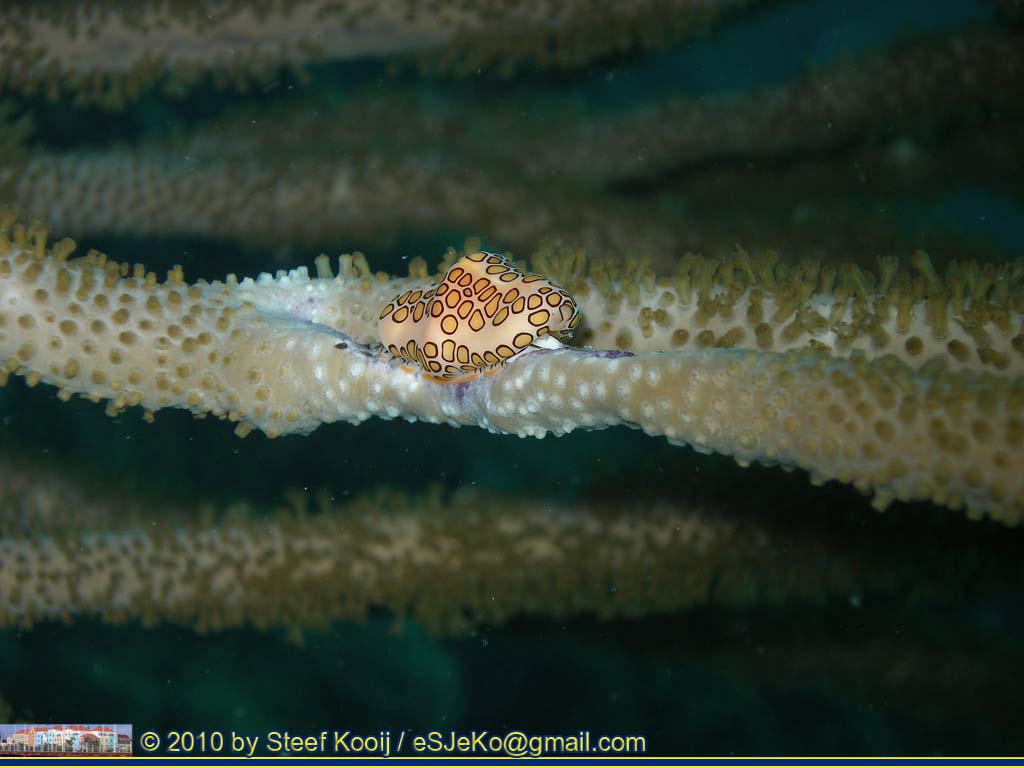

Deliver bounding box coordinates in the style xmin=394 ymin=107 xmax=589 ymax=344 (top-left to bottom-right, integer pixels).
xmin=1 ymin=450 xmax=1020 ymax=634
xmin=0 ymin=0 xmax=757 ymax=108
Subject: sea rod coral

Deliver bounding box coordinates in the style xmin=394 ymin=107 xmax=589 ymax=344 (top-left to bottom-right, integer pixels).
xmin=1 ymin=458 xmax=1019 ymax=635
xmin=0 ymin=217 xmax=1021 ymax=522
xmin=0 ymin=0 xmax=753 ymax=108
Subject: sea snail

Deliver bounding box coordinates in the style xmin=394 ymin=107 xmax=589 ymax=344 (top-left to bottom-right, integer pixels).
xmin=379 ymin=251 xmax=581 ymax=382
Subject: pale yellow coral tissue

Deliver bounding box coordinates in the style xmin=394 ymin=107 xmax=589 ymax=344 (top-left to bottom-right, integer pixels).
xmin=0 ymin=214 xmax=1022 ymax=523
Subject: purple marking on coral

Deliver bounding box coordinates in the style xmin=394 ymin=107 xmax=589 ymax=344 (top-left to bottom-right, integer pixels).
xmin=288 ymin=296 xmax=319 ymax=322
xmin=591 ymin=349 xmax=634 ymax=359
xmin=453 ymin=381 xmax=472 ymax=407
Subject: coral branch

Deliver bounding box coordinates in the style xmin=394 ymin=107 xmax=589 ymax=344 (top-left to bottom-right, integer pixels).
xmin=0 ymin=221 xmax=1021 ymax=519
xmin=102 ymin=29 xmax=1022 ymax=188
xmin=4 ymin=149 xmax=687 ymax=260
xmin=0 ymin=0 xmax=752 ymax=108
xmin=527 ymin=30 xmax=1024 ymax=184
xmin=1 ymin=452 xmax=1018 ymax=635
xmin=0 ymin=490 xmax=824 ymax=634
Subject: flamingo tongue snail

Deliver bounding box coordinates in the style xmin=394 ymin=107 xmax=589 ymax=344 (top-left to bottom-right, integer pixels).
xmin=378 ymin=251 xmax=581 ymax=382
